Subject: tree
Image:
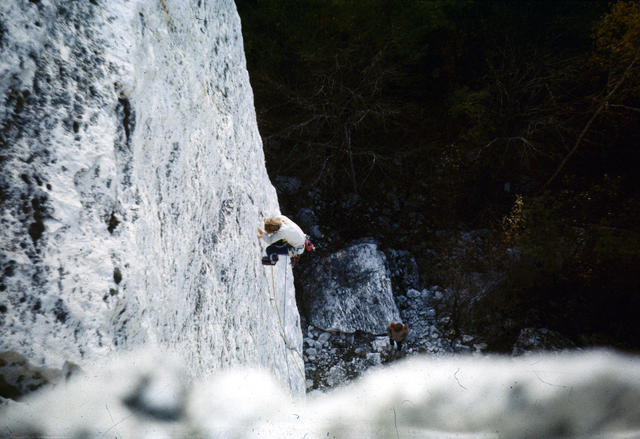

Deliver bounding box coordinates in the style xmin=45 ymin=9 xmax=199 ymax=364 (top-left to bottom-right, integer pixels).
xmin=545 ymin=0 xmax=640 ymax=188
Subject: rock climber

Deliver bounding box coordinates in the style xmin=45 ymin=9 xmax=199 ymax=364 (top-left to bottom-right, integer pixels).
xmin=258 ymin=215 xmax=315 ymax=265
xmin=387 ymin=321 xmax=408 ymax=357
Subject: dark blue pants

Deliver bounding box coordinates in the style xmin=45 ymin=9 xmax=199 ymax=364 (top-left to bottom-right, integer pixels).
xmin=266 ymin=240 xmax=291 ymax=262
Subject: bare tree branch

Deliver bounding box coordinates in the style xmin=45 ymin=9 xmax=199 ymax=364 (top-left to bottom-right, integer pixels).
xmin=608 ymin=103 xmax=640 ymax=114
xmin=543 ymin=52 xmax=639 ymax=189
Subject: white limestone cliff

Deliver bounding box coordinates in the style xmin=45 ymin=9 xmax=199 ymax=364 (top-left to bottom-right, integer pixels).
xmin=0 ymin=0 xmax=303 ymax=395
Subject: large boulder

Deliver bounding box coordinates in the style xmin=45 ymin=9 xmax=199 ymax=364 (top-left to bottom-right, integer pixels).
xmin=300 ymin=241 xmax=399 ymax=334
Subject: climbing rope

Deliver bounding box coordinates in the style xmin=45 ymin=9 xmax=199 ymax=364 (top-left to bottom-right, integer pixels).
xmin=259 ymin=227 xmax=304 ymax=383
xmin=270 ymin=264 xmax=305 ymax=381
xmin=283 ymin=260 xmax=287 ymax=341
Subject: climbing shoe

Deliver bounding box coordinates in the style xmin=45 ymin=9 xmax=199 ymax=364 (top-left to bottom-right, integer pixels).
xmin=262 ymin=255 xmax=277 ymax=265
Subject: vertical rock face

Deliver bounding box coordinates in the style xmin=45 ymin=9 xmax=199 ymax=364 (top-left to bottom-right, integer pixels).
xmin=0 ymin=0 xmax=303 ymax=395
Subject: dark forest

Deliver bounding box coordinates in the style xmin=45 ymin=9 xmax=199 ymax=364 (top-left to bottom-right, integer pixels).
xmin=236 ymin=0 xmax=640 ymax=352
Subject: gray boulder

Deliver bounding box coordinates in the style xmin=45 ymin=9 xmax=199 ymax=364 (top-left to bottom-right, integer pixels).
xmin=300 ymin=241 xmax=399 ymax=334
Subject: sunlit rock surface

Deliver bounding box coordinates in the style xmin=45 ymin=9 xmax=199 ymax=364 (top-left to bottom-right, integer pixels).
xmin=0 ymin=0 xmax=303 ymax=395
xmin=299 ymin=241 xmax=400 ymax=334
xmin=1 ymin=349 xmax=639 ymax=438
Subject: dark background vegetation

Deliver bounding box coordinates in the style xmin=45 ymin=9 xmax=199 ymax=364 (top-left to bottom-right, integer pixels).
xmin=236 ymin=0 xmax=640 ymax=352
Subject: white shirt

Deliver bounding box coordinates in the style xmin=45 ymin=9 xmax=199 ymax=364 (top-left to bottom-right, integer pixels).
xmin=261 ymin=215 xmax=306 ymax=250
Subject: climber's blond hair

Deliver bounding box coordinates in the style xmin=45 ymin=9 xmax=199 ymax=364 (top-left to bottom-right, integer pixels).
xmin=264 ymin=217 xmax=283 ymax=233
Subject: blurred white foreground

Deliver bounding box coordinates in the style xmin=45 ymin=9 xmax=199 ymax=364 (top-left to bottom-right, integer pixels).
xmin=2 ymin=349 xmax=639 ymax=438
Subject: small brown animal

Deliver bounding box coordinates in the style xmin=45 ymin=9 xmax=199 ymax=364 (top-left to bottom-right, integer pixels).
xmin=387 ymin=321 xmax=409 ymax=353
